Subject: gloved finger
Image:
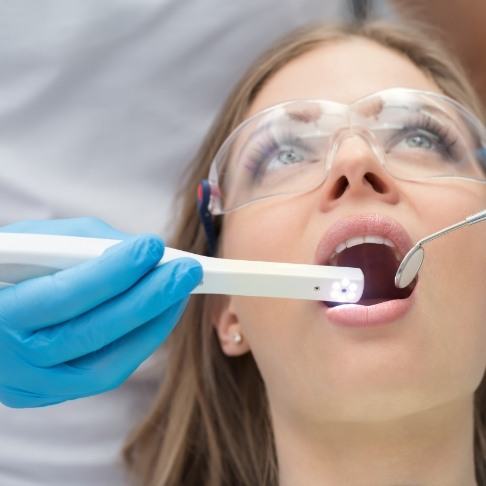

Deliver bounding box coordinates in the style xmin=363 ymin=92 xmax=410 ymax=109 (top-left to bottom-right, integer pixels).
xmin=22 ymin=259 xmax=202 ymax=366
xmin=2 ymin=297 xmax=190 ymax=405
xmin=0 ymin=234 xmax=165 ymax=331
xmin=0 ymin=217 xmax=130 ymax=240
xmin=66 ymin=296 xmax=190 ymax=397
xmin=0 ymin=384 xmax=65 ymax=408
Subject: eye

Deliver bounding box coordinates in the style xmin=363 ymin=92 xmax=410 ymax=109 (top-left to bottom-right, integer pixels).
xmin=244 ymin=133 xmax=317 ymax=181
xmin=276 ymin=148 xmax=304 ymax=164
xmin=389 ymin=120 xmax=459 ymax=161
xmin=264 ymin=147 xmax=305 ymax=172
xmin=403 ymin=131 xmax=437 ymax=150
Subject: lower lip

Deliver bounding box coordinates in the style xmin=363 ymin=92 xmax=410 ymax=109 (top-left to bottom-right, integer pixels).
xmin=322 ymin=292 xmax=416 ymax=327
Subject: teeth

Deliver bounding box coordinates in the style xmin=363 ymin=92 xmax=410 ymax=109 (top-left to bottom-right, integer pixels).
xmin=335 ymin=242 xmax=346 ymax=253
xmin=343 ymin=235 xmax=394 ymax=250
xmin=327 ymin=235 xmax=400 ymax=264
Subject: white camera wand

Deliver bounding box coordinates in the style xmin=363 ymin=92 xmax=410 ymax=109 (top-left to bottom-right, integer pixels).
xmin=0 ymin=233 xmax=364 ymax=303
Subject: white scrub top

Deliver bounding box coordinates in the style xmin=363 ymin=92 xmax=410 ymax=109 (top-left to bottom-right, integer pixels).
xmin=0 ymin=1 xmax=394 ymax=484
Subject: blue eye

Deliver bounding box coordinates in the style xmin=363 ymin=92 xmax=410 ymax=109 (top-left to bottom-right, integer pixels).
xmin=404 ymin=131 xmax=437 ymax=150
xmin=276 ymin=148 xmax=304 ymax=164
xmin=389 ymin=117 xmax=460 ymax=161
xmin=264 ymin=146 xmax=306 ymax=173
xmin=245 ymin=133 xmax=315 ymax=180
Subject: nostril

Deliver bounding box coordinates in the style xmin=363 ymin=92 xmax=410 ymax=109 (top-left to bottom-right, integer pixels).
xmin=365 ymin=172 xmax=386 ymax=194
xmin=330 ymin=173 xmax=387 ymax=199
xmin=332 ymin=176 xmax=348 ymax=199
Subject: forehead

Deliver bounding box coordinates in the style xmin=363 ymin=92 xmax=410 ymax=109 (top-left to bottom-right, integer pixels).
xmin=247 ymin=38 xmax=443 ymax=117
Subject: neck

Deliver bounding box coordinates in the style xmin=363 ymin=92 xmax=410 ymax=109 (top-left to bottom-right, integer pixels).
xmin=274 ymin=397 xmax=477 ymax=486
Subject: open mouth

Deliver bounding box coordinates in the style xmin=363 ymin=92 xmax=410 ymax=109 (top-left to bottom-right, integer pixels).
xmin=323 ymin=243 xmax=418 ymax=307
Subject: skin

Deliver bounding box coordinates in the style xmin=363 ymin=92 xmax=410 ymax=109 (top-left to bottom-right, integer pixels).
xmin=213 ymin=38 xmax=486 ymax=486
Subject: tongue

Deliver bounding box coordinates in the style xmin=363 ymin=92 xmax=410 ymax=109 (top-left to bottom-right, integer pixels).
xmin=326 ymin=243 xmax=409 ymax=307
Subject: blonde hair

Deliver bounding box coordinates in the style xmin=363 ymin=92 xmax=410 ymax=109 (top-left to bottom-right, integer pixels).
xmin=123 ymin=21 xmax=486 ymax=486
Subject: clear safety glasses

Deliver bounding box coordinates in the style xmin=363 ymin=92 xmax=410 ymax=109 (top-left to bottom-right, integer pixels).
xmin=204 ymin=88 xmax=486 ymax=216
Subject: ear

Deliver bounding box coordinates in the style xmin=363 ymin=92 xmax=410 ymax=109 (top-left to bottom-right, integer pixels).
xmin=210 ymin=295 xmax=250 ymax=357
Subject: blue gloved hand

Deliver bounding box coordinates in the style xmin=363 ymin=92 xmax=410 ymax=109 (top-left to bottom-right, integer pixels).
xmin=0 ymin=217 xmax=202 ymax=408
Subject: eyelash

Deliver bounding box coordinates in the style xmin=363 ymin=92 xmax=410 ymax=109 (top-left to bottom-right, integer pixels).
xmin=244 ymin=130 xmax=314 ymax=180
xmin=393 ymin=114 xmax=460 ymax=159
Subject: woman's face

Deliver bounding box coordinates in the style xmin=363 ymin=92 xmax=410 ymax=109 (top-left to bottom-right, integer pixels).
xmin=215 ymin=38 xmax=486 ymax=424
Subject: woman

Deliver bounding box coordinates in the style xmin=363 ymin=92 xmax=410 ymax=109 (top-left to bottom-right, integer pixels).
xmin=124 ymin=21 xmax=486 ymax=485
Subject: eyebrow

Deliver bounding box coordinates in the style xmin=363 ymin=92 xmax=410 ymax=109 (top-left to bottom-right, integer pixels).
xmin=356 ymin=98 xmax=384 ymax=118
xmin=286 ymin=105 xmax=323 ymax=123
xmin=243 ymin=121 xmax=273 ymax=146
xmin=240 ymin=105 xmax=324 ymax=147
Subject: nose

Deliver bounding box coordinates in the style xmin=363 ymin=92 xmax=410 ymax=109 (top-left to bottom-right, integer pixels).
xmin=318 ymin=131 xmax=400 ymax=210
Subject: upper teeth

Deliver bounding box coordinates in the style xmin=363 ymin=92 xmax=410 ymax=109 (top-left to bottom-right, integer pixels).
xmin=328 ymin=235 xmax=400 ymax=263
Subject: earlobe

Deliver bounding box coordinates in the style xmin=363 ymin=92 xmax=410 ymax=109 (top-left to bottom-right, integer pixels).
xmin=211 ymin=296 xmax=250 ymax=356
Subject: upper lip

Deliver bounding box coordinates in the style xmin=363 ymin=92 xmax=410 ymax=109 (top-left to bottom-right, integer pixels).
xmin=314 ymin=213 xmax=415 ymax=266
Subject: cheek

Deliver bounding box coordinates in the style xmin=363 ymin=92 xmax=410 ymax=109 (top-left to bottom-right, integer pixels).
xmin=221 ymin=200 xmax=311 ymax=262
xmin=221 ymin=203 xmax=313 ymax=378
xmin=416 ymin=182 xmax=486 ymax=327
xmin=231 ymin=296 xmax=313 ymax=397
xmin=410 ymin=183 xmax=486 ymax=394
xmin=429 ymin=232 xmax=486 ymax=394
xmin=221 ymin=203 xmax=317 ymax=395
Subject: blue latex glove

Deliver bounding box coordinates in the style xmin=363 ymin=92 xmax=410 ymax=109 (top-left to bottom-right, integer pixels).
xmin=0 ymin=217 xmax=203 ymax=408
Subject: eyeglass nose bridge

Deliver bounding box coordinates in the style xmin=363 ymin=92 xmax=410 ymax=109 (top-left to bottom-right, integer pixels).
xmin=322 ymin=125 xmax=388 ymax=181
